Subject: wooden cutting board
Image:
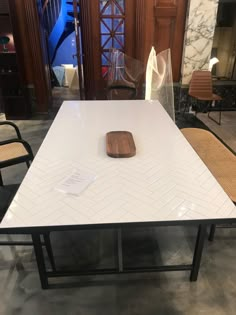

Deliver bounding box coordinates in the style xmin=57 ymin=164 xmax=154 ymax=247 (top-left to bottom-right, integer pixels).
xmin=106 ymin=131 xmax=136 ymax=158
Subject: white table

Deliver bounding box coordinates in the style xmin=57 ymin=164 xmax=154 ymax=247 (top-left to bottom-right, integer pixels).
xmin=1 ymin=100 xmax=236 ymax=288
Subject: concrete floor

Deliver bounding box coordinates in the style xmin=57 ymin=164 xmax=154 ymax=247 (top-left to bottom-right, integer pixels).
xmin=0 ymin=111 xmax=236 ymax=314
xmin=197 ymin=111 xmax=236 ymax=153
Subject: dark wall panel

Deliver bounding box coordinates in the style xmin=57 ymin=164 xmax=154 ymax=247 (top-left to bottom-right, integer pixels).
xmin=0 ymin=0 xmax=9 ymax=14
xmin=0 ymin=16 xmax=15 ymax=52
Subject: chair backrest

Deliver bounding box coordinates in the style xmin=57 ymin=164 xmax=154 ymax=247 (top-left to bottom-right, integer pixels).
xmin=189 ymin=70 xmax=213 ymax=99
xmin=107 ymin=81 xmax=137 ymax=100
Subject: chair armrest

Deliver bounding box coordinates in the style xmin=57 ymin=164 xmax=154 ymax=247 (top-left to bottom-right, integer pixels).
xmin=0 ymin=121 xmax=22 ymax=140
xmin=0 ymin=139 xmax=34 ymax=160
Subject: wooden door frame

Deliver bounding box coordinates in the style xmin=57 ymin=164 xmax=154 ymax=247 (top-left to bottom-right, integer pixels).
xmin=134 ymin=0 xmax=188 ymax=82
xmin=8 ymin=0 xmax=51 ymax=113
xmin=80 ymin=0 xmax=188 ymax=99
xmin=80 ymin=0 xmax=138 ymax=100
xmin=80 ymin=0 xmax=99 ymax=100
xmin=153 ymin=0 xmax=188 ymax=81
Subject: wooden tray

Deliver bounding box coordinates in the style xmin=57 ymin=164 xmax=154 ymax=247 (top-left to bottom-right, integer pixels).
xmin=106 ymin=131 xmax=136 ymax=158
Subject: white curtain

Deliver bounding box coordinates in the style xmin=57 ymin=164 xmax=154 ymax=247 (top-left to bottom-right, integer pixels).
xmin=145 ymin=47 xmax=175 ymax=122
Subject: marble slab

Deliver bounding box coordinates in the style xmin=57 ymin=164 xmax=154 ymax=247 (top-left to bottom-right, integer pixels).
xmin=181 ymin=0 xmax=219 ymax=84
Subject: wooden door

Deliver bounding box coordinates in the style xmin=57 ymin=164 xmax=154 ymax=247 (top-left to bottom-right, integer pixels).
xmin=8 ymin=0 xmax=52 ymax=112
xmin=80 ymin=0 xmax=136 ymax=99
xmin=72 ymin=0 xmax=84 ymax=100
xmin=80 ymin=0 xmax=187 ymax=99
xmin=36 ymin=0 xmax=52 ymax=110
xmin=153 ymin=0 xmax=188 ymax=81
xmin=8 ymin=0 xmax=52 ymax=113
xmin=134 ymin=0 xmax=188 ymax=82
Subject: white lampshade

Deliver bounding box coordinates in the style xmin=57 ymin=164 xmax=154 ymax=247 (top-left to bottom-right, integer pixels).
xmin=209 ymin=57 xmax=219 ymax=71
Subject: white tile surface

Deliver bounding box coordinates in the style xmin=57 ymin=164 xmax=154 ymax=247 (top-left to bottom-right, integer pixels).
xmin=1 ymin=100 xmax=236 ymax=229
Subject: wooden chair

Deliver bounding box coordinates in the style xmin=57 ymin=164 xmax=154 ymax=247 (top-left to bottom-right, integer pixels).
xmin=0 ymin=121 xmax=34 ymax=185
xmin=185 ymin=70 xmax=222 ymax=125
xmin=0 ymin=121 xmax=56 ymax=270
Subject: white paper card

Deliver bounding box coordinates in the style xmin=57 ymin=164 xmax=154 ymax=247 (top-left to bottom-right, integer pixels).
xmin=55 ymin=169 xmax=96 ymax=196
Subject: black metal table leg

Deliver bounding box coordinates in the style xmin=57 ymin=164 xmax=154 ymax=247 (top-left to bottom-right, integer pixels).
xmin=117 ymin=228 xmax=123 ymax=272
xmin=43 ymin=233 xmax=56 ymax=271
xmin=0 ymin=171 xmax=3 ymax=186
xmin=190 ymin=224 xmax=207 ymax=281
xmin=32 ymin=233 xmax=49 ymax=289
xmin=208 ymin=224 xmax=216 ymax=241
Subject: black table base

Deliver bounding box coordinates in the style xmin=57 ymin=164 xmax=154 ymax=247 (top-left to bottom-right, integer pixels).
xmin=32 ymin=224 xmax=207 ymax=290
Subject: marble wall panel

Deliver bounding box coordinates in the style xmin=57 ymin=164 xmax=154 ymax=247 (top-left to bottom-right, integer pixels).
xmin=181 ymin=0 xmax=219 ymax=84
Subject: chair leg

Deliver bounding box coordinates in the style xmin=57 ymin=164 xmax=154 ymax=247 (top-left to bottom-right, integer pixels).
xmin=43 ymin=233 xmax=56 ymax=271
xmin=208 ymin=101 xmax=221 ymax=125
xmin=183 ymin=99 xmax=191 ymax=120
xmin=183 ymin=102 xmax=188 ymax=116
xmin=202 ymin=101 xmax=209 ymax=113
xmin=218 ymin=101 xmax=222 ymax=125
xmin=26 ymin=161 xmax=30 ymax=168
xmin=195 ymin=100 xmax=198 ymax=117
xmin=208 ymin=224 xmax=216 ymax=241
xmin=183 ymin=94 xmax=194 ymax=119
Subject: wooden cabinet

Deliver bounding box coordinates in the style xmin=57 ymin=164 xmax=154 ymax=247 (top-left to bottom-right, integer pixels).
xmin=0 ymin=52 xmax=30 ymax=119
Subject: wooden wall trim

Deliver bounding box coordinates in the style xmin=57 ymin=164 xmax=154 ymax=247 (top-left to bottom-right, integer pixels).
xmin=154 ymin=8 xmax=176 ymax=53
xmin=8 ymin=0 xmax=51 ymax=112
xmin=155 ymin=7 xmax=177 ymax=16
xmin=155 ymin=0 xmax=177 ymax=5
xmin=124 ymin=0 xmax=135 ymax=57
xmin=139 ymin=0 xmax=155 ymax=66
xmin=135 ymin=0 xmax=146 ymax=61
xmin=154 ymin=0 xmax=188 ymax=81
xmin=171 ymin=0 xmax=188 ymax=81
xmin=23 ymin=0 xmax=50 ymax=112
xmin=8 ymin=0 xmax=34 ymax=84
xmin=80 ymin=0 xmax=97 ymax=99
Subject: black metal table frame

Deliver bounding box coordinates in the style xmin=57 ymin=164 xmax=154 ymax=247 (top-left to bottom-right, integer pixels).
xmin=2 ymin=218 xmax=235 ymax=289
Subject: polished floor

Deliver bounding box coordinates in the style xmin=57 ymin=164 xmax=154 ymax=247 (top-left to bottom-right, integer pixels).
xmin=197 ymin=111 xmax=236 ymax=153
xmin=0 ymin=110 xmax=236 ymax=314
xmin=52 ymin=87 xmax=80 ymax=112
